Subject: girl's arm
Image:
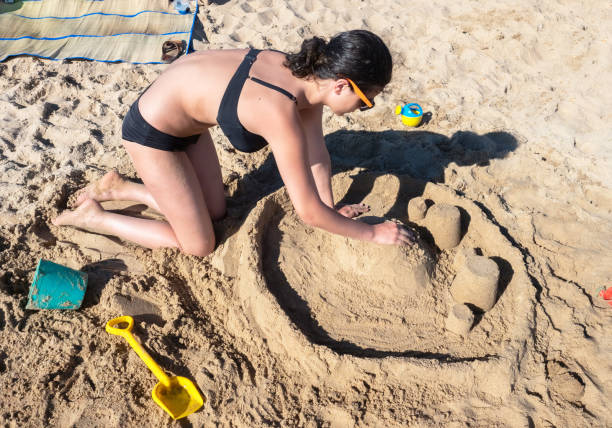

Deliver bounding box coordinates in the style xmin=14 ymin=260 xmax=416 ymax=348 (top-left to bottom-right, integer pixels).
xmin=300 ymin=105 xmax=334 ymax=208
xmin=300 ymin=105 xmax=371 ymax=218
xmin=258 ymin=104 xmax=414 ymax=245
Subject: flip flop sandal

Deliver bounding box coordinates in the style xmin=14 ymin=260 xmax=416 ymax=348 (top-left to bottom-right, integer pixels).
xmin=162 ymin=40 xmax=185 ymax=63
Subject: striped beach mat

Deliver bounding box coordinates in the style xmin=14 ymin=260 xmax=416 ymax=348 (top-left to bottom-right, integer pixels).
xmin=0 ymin=0 xmax=198 ymax=64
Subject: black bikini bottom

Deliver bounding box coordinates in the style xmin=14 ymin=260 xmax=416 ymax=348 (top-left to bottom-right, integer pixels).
xmin=122 ymin=98 xmax=200 ymax=151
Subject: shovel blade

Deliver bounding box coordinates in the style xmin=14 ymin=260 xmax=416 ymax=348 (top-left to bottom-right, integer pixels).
xmin=152 ymin=376 xmax=204 ymax=420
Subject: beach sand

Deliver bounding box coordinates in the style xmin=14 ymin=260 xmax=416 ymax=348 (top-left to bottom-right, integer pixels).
xmin=1 ymin=0 xmax=611 ymax=426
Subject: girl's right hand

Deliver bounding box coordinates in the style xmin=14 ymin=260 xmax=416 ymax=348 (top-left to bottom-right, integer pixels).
xmin=371 ymin=221 xmax=417 ymax=245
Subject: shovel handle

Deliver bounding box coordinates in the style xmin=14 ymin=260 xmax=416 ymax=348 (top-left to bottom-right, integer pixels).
xmin=106 ymin=315 xmax=134 ymax=336
xmin=106 ymin=316 xmax=172 ymax=387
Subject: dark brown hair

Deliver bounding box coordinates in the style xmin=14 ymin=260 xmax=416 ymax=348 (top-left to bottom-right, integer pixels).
xmin=284 ymin=30 xmax=393 ymax=92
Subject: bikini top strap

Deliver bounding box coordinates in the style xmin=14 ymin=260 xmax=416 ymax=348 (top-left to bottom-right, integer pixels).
xmin=245 ymin=48 xmax=262 ymax=64
xmin=248 ymin=76 xmax=297 ymax=103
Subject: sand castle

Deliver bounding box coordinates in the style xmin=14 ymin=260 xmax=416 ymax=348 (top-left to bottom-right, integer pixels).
xmin=424 ymin=203 xmax=462 ymax=250
xmin=453 ymin=246 xmax=477 ymax=270
xmin=408 ymin=199 xmax=462 ymax=251
xmin=445 ymin=303 xmax=475 ymax=336
xmin=450 ymin=254 xmax=500 ymax=312
xmin=408 ymin=198 xmax=501 ymax=314
xmin=407 ymin=196 xmax=428 ymax=221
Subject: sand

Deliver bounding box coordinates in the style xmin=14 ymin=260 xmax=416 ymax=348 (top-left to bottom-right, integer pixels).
xmin=1 ymin=0 xmax=611 ymax=426
xmin=423 ymin=203 xmax=462 ymax=250
xmin=445 ymin=304 xmax=474 ymax=336
xmin=450 ymin=254 xmax=500 ymax=312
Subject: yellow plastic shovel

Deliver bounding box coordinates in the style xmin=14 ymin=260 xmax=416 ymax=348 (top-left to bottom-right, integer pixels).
xmin=106 ymin=316 xmax=204 ymax=420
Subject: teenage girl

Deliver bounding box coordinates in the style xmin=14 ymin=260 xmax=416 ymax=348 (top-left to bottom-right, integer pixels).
xmin=53 ymin=30 xmax=416 ymax=256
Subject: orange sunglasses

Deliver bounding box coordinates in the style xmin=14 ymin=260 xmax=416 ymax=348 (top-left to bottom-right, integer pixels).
xmin=346 ymin=78 xmax=374 ymax=111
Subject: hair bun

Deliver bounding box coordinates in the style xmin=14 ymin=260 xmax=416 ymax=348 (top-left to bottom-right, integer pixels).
xmin=305 ymin=36 xmax=327 ymax=60
xmin=283 ymin=36 xmax=328 ymax=78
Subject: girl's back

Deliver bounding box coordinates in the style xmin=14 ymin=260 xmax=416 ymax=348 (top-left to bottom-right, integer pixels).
xmin=138 ymin=49 xmax=297 ymax=137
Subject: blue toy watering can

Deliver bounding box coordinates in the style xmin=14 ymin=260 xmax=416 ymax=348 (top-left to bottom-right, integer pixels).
xmin=395 ymin=103 xmax=423 ymax=127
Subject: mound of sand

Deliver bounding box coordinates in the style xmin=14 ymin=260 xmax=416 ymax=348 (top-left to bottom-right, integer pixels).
xmin=229 ymin=172 xmax=534 ymax=409
xmin=264 ymin=212 xmax=435 ymax=352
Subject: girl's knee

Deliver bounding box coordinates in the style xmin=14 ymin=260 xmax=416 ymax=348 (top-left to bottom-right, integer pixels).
xmin=208 ymin=199 xmax=227 ymax=221
xmin=179 ymin=235 xmax=215 ymax=257
xmin=210 ymin=206 xmax=227 ymax=221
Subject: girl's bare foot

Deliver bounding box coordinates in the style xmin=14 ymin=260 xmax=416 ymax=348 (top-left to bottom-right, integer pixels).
xmin=52 ymin=198 xmax=105 ymax=232
xmin=75 ymin=170 xmax=125 ymax=207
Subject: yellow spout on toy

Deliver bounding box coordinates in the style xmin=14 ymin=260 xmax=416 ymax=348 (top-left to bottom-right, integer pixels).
xmin=395 ymin=102 xmax=423 ymax=127
xmin=106 ymin=316 xmax=204 ymax=420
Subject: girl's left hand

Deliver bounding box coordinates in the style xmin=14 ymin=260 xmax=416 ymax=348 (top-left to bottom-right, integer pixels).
xmin=336 ymin=203 xmax=370 ymax=219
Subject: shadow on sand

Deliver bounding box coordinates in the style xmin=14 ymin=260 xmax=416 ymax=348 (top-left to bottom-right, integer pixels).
xmin=217 ymin=128 xmax=518 ymax=245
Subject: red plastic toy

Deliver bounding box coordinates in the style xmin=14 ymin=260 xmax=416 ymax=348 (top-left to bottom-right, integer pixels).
xmin=598 ymin=286 xmax=612 ymax=307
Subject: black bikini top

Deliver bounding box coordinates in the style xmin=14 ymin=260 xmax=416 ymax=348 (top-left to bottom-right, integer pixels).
xmin=216 ymin=49 xmax=297 ymax=153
